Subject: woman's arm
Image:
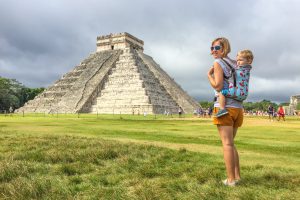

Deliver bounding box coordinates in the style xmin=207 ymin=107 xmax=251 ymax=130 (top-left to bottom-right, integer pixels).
xmin=207 ymin=62 xmax=224 ymax=92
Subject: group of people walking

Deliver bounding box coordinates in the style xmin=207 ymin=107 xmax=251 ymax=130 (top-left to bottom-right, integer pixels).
xmin=268 ymin=105 xmax=286 ymax=121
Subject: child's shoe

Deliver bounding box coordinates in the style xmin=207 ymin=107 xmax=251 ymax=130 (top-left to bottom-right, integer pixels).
xmin=215 ymin=109 xmax=229 ymax=118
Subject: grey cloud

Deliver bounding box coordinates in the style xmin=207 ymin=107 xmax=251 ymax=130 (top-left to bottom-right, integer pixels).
xmin=0 ymin=0 xmax=299 ymax=103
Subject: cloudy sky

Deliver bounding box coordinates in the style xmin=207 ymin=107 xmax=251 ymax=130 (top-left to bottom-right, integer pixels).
xmin=1 ymin=0 xmax=299 ymax=103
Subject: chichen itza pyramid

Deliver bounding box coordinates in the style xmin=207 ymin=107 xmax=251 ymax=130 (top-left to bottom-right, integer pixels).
xmin=17 ymin=32 xmax=200 ymax=114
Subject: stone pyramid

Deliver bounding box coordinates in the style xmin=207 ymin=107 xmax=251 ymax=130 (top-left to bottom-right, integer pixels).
xmin=17 ymin=33 xmax=200 ymax=114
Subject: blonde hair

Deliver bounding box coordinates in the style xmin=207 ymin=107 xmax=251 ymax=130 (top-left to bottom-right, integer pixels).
xmin=211 ymin=37 xmax=231 ymax=57
xmin=238 ymin=49 xmax=254 ymax=64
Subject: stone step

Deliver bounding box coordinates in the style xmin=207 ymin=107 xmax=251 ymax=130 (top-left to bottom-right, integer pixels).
xmin=97 ymin=98 xmax=151 ymax=104
xmin=47 ymin=85 xmax=73 ymax=91
xmin=99 ymin=90 xmax=146 ymax=95
xmin=108 ymin=73 xmax=141 ymax=79
xmin=42 ymin=91 xmax=66 ymax=98
xmin=105 ymin=79 xmax=143 ymax=85
xmin=91 ymin=105 xmax=154 ymax=114
xmin=62 ymin=70 xmax=83 ymax=78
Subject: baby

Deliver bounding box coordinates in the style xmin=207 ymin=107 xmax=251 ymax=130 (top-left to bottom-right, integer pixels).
xmin=216 ymin=50 xmax=253 ymax=117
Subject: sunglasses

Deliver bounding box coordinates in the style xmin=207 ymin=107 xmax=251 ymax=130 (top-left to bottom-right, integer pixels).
xmin=210 ymin=45 xmax=222 ymax=51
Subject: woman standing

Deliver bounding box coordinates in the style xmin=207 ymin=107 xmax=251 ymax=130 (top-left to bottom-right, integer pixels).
xmin=207 ymin=37 xmax=243 ymax=186
xmin=277 ymin=105 xmax=285 ymax=121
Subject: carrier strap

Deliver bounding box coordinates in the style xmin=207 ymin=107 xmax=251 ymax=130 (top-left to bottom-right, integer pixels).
xmin=221 ymin=58 xmax=237 ymax=87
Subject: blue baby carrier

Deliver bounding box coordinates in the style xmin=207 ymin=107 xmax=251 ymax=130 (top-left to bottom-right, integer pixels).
xmin=221 ymin=58 xmax=252 ymax=102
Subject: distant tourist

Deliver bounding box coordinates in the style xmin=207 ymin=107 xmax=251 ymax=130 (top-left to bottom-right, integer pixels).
xmin=207 ymin=37 xmax=252 ymax=186
xmin=208 ymin=106 xmax=213 ymax=118
xmin=198 ymin=108 xmax=202 ymax=117
xmin=164 ymin=109 xmax=170 ymax=116
xmin=277 ymin=105 xmax=285 ymax=121
xmin=178 ymin=107 xmax=183 ymax=117
xmin=193 ymin=109 xmax=198 ymax=116
xmin=273 ymin=111 xmax=278 ymax=118
xmin=267 ymin=104 xmax=274 ymax=121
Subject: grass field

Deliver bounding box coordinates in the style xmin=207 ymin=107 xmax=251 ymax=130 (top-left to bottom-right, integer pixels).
xmin=0 ymin=114 xmax=299 ymax=199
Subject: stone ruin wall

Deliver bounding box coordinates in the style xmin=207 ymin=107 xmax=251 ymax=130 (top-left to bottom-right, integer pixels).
xmin=16 ymin=50 xmax=122 ymax=114
xmin=137 ymin=52 xmax=199 ymax=113
xmin=16 ymin=53 xmax=99 ymax=113
xmin=287 ymin=95 xmax=300 ymax=115
xmin=56 ymin=50 xmax=122 ymax=113
xmin=97 ymin=32 xmax=144 ymax=52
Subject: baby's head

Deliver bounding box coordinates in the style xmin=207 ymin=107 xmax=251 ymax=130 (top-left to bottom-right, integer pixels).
xmin=237 ymin=50 xmax=253 ymax=66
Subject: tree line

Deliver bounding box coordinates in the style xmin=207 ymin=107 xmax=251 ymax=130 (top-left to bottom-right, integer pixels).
xmin=200 ymin=100 xmax=290 ymax=112
xmin=0 ymin=76 xmax=44 ymax=112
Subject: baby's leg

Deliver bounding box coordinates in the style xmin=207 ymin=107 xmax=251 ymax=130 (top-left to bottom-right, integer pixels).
xmin=215 ymin=91 xmax=229 ymax=118
xmin=218 ymin=92 xmax=226 ymax=110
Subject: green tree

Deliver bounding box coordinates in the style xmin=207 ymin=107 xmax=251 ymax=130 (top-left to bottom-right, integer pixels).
xmin=244 ymin=100 xmax=278 ymax=112
xmin=279 ymin=102 xmax=290 ymax=106
xmin=199 ymin=101 xmax=214 ymax=109
xmin=243 ymin=102 xmax=255 ymax=111
xmin=0 ymin=76 xmax=44 ymax=112
xmin=20 ymin=87 xmax=44 ymax=104
xmin=0 ymin=77 xmax=21 ymax=111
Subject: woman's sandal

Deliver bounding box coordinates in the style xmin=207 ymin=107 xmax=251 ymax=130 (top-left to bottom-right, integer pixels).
xmin=222 ymin=179 xmax=236 ymax=186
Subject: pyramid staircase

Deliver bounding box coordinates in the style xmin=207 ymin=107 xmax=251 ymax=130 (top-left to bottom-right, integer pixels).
xmin=90 ymin=48 xmax=179 ymax=114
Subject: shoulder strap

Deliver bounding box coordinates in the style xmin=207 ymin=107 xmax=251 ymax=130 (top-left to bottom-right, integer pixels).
xmin=221 ymin=58 xmax=235 ymax=71
xmin=221 ymin=58 xmax=237 ymax=87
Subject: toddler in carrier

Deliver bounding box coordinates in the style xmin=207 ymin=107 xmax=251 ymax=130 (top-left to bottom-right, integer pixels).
xmin=216 ymin=50 xmax=253 ymax=117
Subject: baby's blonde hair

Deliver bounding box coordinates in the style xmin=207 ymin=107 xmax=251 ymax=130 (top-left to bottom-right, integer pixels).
xmin=238 ymin=50 xmax=254 ymax=64
xmin=212 ymin=37 xmax=231 ymax=57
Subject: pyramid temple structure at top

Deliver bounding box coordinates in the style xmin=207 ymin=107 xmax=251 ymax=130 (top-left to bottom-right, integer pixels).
xmin=17 ymin=32 xmax=200 ymax=114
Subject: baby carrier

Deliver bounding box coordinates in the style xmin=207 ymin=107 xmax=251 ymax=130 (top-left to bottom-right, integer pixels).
xmin=221 ymin=58 xmax=252 ymax=102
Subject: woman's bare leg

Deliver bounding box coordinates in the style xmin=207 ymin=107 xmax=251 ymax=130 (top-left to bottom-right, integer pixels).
xmin=218 ymin=125 xmax=235 ymax=182
xmin=233 ymin=128 xmax=241 ymax=180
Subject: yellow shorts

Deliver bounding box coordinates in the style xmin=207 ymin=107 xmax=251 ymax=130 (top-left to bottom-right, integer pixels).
xmin=213 ymin=107 xmax=244 ymax=127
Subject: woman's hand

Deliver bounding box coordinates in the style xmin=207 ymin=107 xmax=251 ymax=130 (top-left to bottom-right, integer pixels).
xmin=207 ymin=66 xmax=214 ymax=77
xmin=207 ymin=62 xmax=224 ymax=91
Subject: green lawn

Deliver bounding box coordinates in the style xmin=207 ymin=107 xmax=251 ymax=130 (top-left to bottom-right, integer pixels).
xmin=0 ymin=114 xmax=299 ymax=199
